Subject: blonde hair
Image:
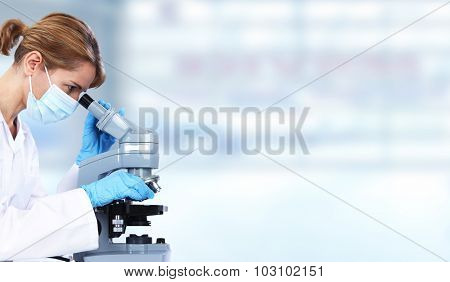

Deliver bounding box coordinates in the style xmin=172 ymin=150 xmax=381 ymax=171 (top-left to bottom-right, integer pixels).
xmin=0 ymin=12 xmax=105 ymax=88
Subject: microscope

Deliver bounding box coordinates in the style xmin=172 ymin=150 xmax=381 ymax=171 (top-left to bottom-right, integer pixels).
xmin=73 ymin=94 xmax=170 ymax=262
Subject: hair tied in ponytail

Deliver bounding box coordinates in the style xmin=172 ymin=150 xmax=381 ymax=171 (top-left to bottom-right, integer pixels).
xmin=0 ymin=19 xmax=27 ymax=56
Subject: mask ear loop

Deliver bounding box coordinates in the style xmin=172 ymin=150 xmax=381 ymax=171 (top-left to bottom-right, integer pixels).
xmin=44 ymin=65 xmax=52 ymax=87
xmin=28 ymin=75 xmax=33 ymax=94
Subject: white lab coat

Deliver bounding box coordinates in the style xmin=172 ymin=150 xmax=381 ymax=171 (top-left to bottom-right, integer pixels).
xmin=0 ymin=112 xmax=98 ymax=261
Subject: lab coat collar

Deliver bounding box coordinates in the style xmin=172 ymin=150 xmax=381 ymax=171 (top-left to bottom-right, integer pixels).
xmin=0 ymin=110 xmax=26 ymax=154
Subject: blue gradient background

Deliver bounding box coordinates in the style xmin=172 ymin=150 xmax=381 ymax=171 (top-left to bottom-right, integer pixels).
xmin=1 ymin=0 xmax=450 ymax=261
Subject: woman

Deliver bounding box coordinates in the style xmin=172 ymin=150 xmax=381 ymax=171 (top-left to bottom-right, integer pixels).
xmin=0 ymin=13 xmax=154 ymax=261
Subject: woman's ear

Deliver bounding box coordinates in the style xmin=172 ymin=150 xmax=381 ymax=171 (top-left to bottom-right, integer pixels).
xmin=22 ymin=51 xmax=43 ymax=76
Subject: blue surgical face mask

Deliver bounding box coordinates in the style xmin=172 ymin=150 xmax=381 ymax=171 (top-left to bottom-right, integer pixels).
xmin=26 ymin=65 xmax=79 ymax=124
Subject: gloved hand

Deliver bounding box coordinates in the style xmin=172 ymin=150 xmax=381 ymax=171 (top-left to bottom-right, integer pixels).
xmin=75 ymin=100 xmax=125 ymax=165
xmin=81 ymin=170 xmax=154 ymax=208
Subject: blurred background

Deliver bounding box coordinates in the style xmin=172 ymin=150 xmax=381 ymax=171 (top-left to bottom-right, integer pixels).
xmin=1 ymin=0 xmax=450 ymax=261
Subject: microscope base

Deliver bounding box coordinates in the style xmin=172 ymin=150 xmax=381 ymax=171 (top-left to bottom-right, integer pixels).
xmin=74 ymin=243 xmax=171 ymax=262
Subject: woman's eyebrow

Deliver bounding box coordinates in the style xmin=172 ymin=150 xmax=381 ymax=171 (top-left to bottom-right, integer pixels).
xmin=70 ymin=81 xmax=87 ymax=92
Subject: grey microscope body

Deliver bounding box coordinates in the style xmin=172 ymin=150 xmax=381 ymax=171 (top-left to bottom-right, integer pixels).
xmin=73 ymin=94 xmax=170 ymax=262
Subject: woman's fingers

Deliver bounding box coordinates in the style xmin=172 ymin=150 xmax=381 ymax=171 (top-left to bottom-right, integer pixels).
xmin=98 ymin=99 xmax=111 ymax=110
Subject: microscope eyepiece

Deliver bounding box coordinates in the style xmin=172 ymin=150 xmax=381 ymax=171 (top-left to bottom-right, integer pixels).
xmin=79 ymin=93 xmax=132 ymax=140
xmin=79 ymin=93 xmax=94 ymax=109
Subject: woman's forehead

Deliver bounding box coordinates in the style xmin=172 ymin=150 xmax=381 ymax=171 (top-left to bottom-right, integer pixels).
xmin=55 ymin=62 xmax=96 ymax=89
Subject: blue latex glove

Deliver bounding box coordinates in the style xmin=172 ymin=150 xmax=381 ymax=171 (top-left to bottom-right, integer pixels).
xmin=81 ymin=170 xmax=154 ymax=208
xmin=76 ymin=100 xmax=125 ymax=165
